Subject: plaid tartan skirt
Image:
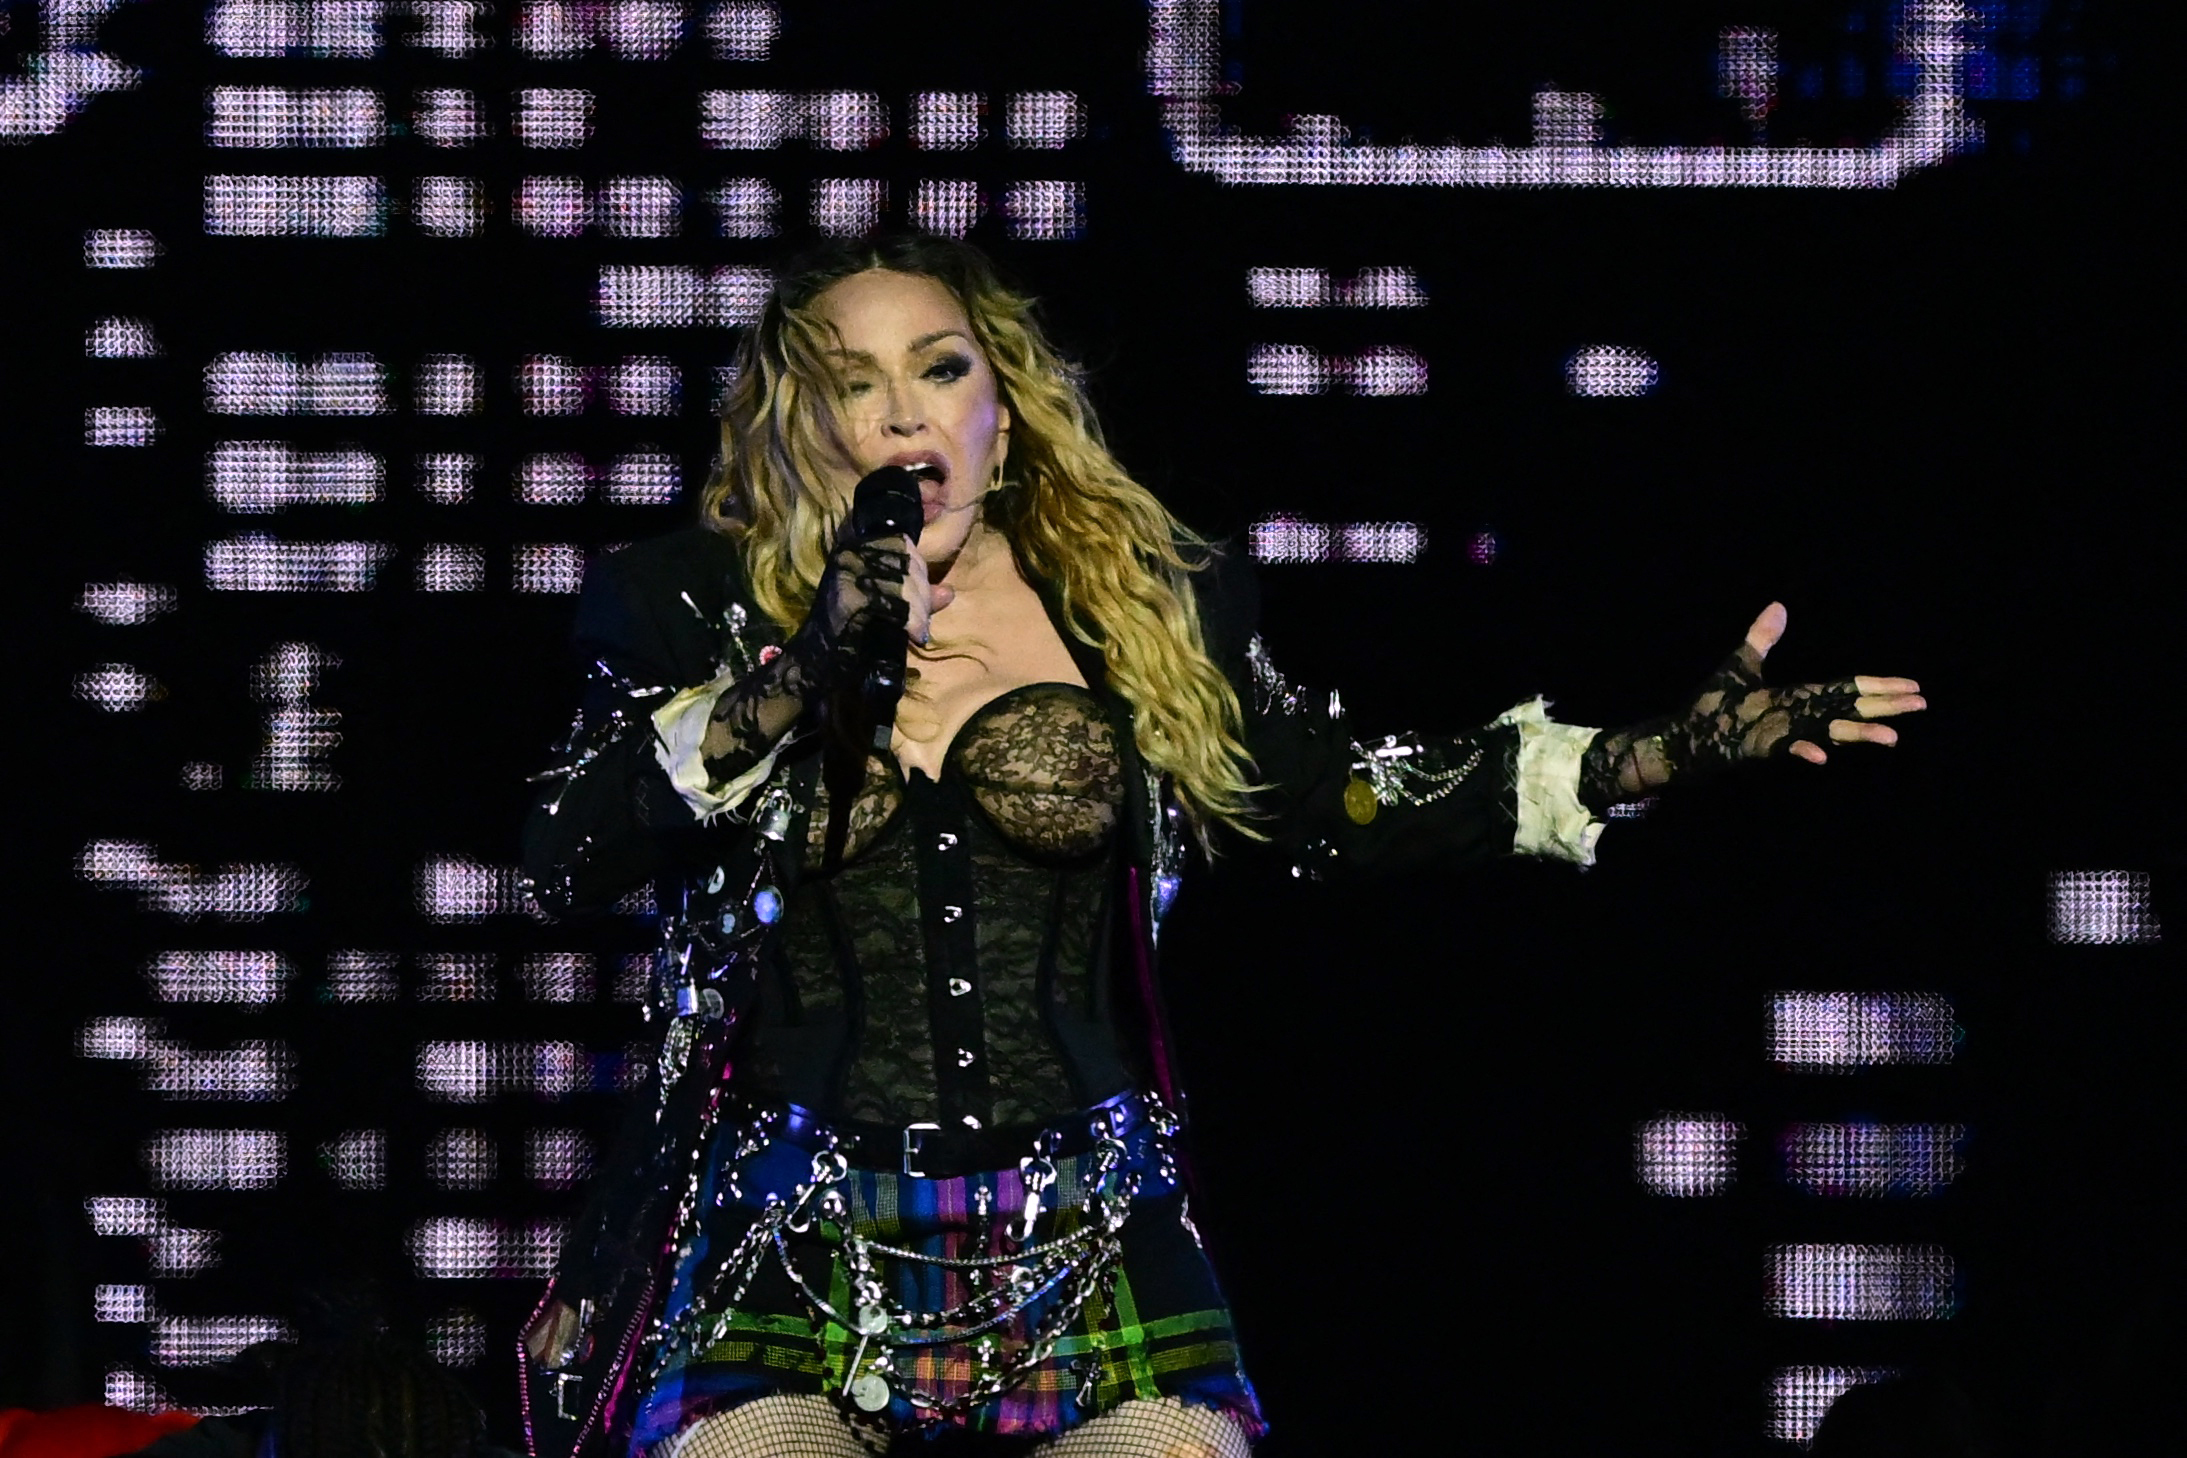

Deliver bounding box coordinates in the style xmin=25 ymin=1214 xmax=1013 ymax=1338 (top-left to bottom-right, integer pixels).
xmin=628 ymin=1103 xmax=1265 ymax=1452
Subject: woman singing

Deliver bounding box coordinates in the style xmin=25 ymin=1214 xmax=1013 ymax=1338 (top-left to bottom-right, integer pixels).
xmin=516 ymin=233 xmax=1922 ymax=1458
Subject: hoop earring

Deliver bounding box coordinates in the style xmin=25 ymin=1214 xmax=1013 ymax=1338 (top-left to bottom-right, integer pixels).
xmin=987 ymin=463 xmax=1007 ymax=495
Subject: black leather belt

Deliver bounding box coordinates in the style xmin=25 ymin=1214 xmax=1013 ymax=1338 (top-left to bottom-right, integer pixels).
xmin=751 ymin=1090 xmax=1146 ymax=1180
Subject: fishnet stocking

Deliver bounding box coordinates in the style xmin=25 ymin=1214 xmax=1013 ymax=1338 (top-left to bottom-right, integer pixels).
xmin=1035 ymin=1399 xmax=1256 ymax=1458
xmin=664 ymin=1395 xmax=884 ymax=1458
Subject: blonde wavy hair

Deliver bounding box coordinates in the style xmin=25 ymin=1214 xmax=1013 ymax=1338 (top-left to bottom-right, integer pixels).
xmin=699 ymin=235 xmax=1258 ymax=842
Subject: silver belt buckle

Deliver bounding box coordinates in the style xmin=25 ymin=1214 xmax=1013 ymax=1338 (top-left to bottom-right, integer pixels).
xmin=902 ymin=1121 xmax=941 ymax=1178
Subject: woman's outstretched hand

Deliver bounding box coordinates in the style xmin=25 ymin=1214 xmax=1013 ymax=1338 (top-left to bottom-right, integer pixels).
xmin=1578 ymin=602 xmax=1926 ymax=809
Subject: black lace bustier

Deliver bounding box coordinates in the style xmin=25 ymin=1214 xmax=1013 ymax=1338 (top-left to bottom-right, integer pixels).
xmin=738 ymin=682 xmax=1133 ymax=1129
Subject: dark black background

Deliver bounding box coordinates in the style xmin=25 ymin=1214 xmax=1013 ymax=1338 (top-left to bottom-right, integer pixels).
xmin=3 ymin=2 xmax=2177 ymax=1454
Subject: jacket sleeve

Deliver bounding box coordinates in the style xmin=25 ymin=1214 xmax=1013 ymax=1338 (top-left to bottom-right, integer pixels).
xmin=1198 ymin=548 xmax=1605 ymax=879
xmin=520 ymin=550 xmax=716 ymax=919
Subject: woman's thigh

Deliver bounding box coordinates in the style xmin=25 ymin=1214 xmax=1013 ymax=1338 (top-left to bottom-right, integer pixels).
xmin=664 ymin=1395 xmax=881 ymax=1458
xmin=1035 ymin=1398 xmax=1255 ymax=1458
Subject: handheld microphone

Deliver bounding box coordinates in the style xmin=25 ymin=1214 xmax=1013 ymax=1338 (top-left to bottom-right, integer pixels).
xmin=845 ymin=465 xmax=924 ymax=750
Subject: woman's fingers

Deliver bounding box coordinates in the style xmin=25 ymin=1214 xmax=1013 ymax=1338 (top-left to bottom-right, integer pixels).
xmin=1852 ymin=691 xmax=1926 ymax=719
xmin=1788 ymin=740 xmax=1828 ymax=765
xmin=1828 ymin=719 xmax=1899 ymax=745
xmin=1854 ymin=674 xmax=1921 ymax=695
xmin=1744 ymin=601 xmax=1789 ymax=659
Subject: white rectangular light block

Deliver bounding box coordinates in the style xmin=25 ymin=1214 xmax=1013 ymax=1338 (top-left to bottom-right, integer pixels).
xmin=1634 ymin=1115 xmax=1741 ymax=1195
xmin=208 ymin=443 xmax=385 ymax=511
xmin=2048 ymin=870 xmax=2161 ymax=944
xmin=1770 ymin=1367 xmax=1900 ymax=1446
xmin=1781 ymin=1122 xmax=1966 ymax=1197
xmin=205 ymin=86 xmax=384 ymax=148
xmin=144 ymin=951 xmax=291 ymax=1003
xmin=141 ymin=1130 xmax=286 ymax=1189
xmin=407 ymin=1217 xmax=567 ymax=1277
xmin=207 ymin=0 xmax=385 ymax=57
xmin=1767 ymin=991 xmax=1955 ymax=1071
xmin=83 ymin=230 xmax=161 ymax=268
xmin=78 ymin=582 xmax=178 ymax=625
xmin=1765 ymin=1243 xmax=1955 ymax=1320
xmin=205 ymin=536 xmax=396 ymax=592
xmin=204 ymin=175 xmax=387 ymax=236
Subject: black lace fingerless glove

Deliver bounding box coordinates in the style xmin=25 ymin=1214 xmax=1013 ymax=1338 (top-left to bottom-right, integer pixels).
xmin=1578 ymin=638 xmax=1859 ymax=813
xmin=697 ymin=535 xmax=909 ymax=786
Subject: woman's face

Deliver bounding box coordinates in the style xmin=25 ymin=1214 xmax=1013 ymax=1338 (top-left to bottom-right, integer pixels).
xmin=812 ymin=267 xmax=1011 ymax=568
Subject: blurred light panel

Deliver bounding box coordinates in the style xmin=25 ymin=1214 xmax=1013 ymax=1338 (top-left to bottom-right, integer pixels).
xmin=141 ymin=1130 xmax=286 ymax=1190
xmin=596 ymin=264 xmax=768 ymax=327
xmin=913 ymin=92 xmax=981 ymax=151
xmin=1766 ymin=1244 xmax=1955 ymax=1321
xmin=87 ymin=316 xmax=162 ymax=357
xmin=408 ymin=1217 xmax=566 ymax=1278
xmin=1566 ymin=345 xmax=1660 ymax=397
xmin=75 ymin=663 xmax=158 ymax=712
xmin=699 ymin=90 xmax=886 ymax=150
xmin=427 ymin=1128 xmax=498 ymax=1189
xmin=707 ymin=0 xmax=776 ymax=59
xmin=2048 ymin=870 xmax=2161 ymax=944
xmin=413 ymin=354 xmax=482 ymax=415
xmin=414 ymin=88 xmax=486 ymax=147
xmin=205 ymin=536 xmax=397 ymax=592
xmin=322 ymin=1129 xmax=388 ymax=1189
xmin=95 ymin=1285 xmax=155 ymax=1323
xmin=416 ymin=543 xmax=484 ymax=592
xmin=83 ymin=229 xmax=161 ymax=268
xmin=519 ymin=953 xmax=596 ymax=1003
xmin=327 ymin=951 xmax=400 ymax=1004
xmin=1768 ymin=991 xmax=1955 ymax=1071
xmin=810 ymin=92 xmax=888 ymax=150
xmin=613 ymin=953 xmax=651 ymax=1003
xmin=204 ymin=175 xmax=387 ymax=236
xmin=1246 ymin=266 xmax=1427 ymax=308
xmin=415 ymin=1042 xmax=605 ymax=1101
xmin=414 ymin=175 xmax=485 ymax=236
xmin=86 ymin=1199 xmax=221 ymax=1275
xmin=1248 ymin=516 xmax=1424 ymax=564
xmin=1345 ymin=345 xmax=1429 ymax=396
xmin=413 ymin=3 xmax=491 ymax=55
xmin=205 ymin=86 xmax=384 ymax=148
xmin=1634 ymin=1115 xmax=1741 ymax=1196
xmin=78 ymin=582 xmax=178 ymax=626
xmin=417 ymin=452 xmax=478 ymax=504
xmin=600 ymin=176 xmax=681 ymax=237
xmin=152 ymin=1316 xmax=292 ymax=1367
xmin=601 ymin=0 xmax=683 ymax=58
xmin=418 ymin=953 xmax=496 ymax=1003
xmin=145 ymin=1041 xmax=297 ymax=1102
xmin=86 ymin=407 xmax=160 ymax=446
xmin=525 ymin=1128 xmax=596 ymax=1189
xmin=415 ymin=856 xmax=532 ymax=920
xmin=205 ymin=352 xmax=388 ymax=415
xmin=608 ymin=357 xmax=680 ymax=415
xmin=144 ymin=951 xmax=291 ymax=1003
xmin=514 ymin=88 xmax=593 ymax=148
xmin=518 ymin=356 xmax=590 ymax=414
xmin=1770 ymin=1368 xmax=1900 ymax=1447
xmin=180 ymin=762 xmax=224 ymax=791
xmin=76 ymin=840 xmax=307 ymax=920
xmin=812 ymin=178 xmax=886 ymax=237
xmin=1782 ymin=1122 xmax=1967 ymax=1198
xmin=709 ymin=178 xmax=779 ymax=238
xmin=605 ymin=451 xmax=680 ymax=505
xmin=517 ymin=453 xmax=591 ymax=504
xmin=515 ymin=175 xmax=589 ymax=237
xmin=206 ymin=0 xmax=384 ymax=58
xmin=102 ymin=1370 xmax=179 ymax=1415
xmin=209 ymin=442 xmax=384 ymax=512
xmin=1000 ymin=180 xmax=1085 ymax=241
xmin=910 ymin=179 xmax=981 ymax=238
xmin=1006 ymin=91 xmax=1084 ymax=149
xmin=427 ymin=1309 xmax=488 ymax=1368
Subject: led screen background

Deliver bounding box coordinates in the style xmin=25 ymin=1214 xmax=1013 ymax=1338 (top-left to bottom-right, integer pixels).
xmin=2 ymin=2 xmax=2175 ymax=1452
